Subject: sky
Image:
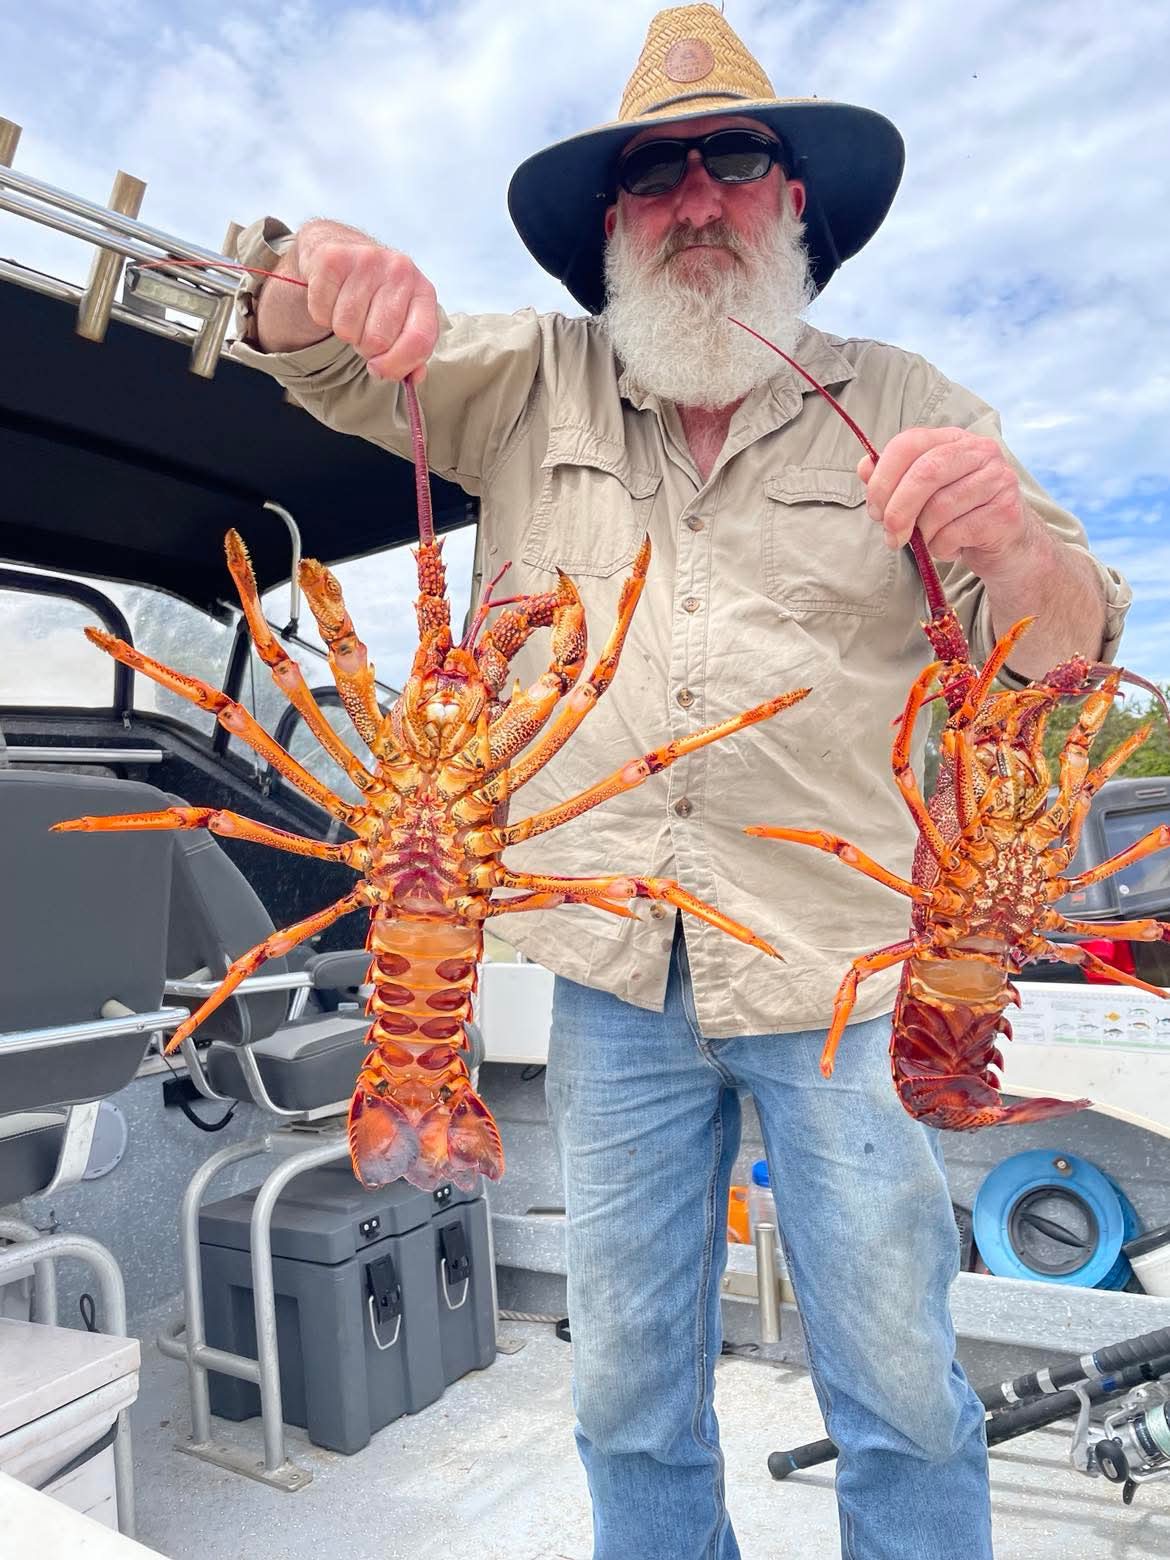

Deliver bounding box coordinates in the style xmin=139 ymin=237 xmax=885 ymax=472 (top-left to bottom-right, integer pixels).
xmin=1 ymin=0 xmax=1168 ymax=696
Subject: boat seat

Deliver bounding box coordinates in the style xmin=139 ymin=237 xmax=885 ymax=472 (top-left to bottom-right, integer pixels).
xmin=0 ymin=1114 xmax=65 ymax=1204
xmin=0 ymin=769 xmax=182 ymax=1539
xmin=0 ymin=769 xmax=182 ymax=1204
xmin=204 ymin=1016 xmax=370 ymax=1114
xmin=164 ymin=815 xmax=374 ymax=1117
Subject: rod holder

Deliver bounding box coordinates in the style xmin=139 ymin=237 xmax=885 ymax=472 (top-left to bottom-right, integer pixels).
xmin=755 ymin=1223 xmax=782 ymax=1344
xmin=0 ymin=118 xmax=21 ymax=168
xmin=77 ymin=169 xmax=146 ymax=343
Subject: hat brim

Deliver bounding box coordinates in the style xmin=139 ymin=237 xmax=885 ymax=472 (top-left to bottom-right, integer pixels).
xmin=507 ymin=100 xmax=904 ymax=314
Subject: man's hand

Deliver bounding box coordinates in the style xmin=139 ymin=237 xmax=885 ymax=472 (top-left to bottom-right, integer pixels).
xmin=860 ymin=428 xmax=1041 ymax=575
xmin=255 ymin=219 xmax=440 ymax=382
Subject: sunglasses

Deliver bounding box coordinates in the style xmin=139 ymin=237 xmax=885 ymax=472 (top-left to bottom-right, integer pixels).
xmin=615 ymin=129 xmax=789 ymax=199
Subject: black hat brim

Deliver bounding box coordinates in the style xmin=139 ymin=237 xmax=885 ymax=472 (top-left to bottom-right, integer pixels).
xmin=507 ymin=100 xmax=904 ymax=314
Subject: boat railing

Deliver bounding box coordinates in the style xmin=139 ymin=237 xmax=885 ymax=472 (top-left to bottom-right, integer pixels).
xmin=0 ymin=113 xmax=241 ymax=378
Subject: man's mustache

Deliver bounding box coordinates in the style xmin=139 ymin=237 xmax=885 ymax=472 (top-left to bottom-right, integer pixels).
xmin=656 ymin=222 xmax=745 ymax=265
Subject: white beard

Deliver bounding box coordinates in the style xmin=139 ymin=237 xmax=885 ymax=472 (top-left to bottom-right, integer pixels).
xmin=599 ymin=201 xmax=815 ymax=410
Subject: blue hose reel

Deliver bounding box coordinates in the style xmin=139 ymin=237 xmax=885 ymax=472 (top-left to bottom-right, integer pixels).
xmin=973 ymin=1151 xmax=1138 ymax=1290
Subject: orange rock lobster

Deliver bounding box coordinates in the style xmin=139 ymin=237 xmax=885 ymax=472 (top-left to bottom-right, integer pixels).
xmin=54 ymin=373 xmax=808 ymax=1191
xmin=735 ymin=320 xmax=1170 ymax=1130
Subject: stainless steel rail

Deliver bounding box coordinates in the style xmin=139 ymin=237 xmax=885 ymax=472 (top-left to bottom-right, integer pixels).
xmin=0 ymin=1006 xmax=188 ymax=1053
xmin=0 ymin=115 xmax=240 ymax=377
xmin=5 ymin=747 xmax=165 ymax=765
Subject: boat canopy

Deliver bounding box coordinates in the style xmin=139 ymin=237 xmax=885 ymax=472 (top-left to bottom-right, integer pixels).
xmin=0 ymin=277 xmax=477 ymax=613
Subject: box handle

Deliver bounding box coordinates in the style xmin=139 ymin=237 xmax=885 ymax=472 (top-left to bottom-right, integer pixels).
xmin=439 ymin=1223 xmax=471 ymax=1312
xmin=366 ymin=1253 xmax=402 ymax=1350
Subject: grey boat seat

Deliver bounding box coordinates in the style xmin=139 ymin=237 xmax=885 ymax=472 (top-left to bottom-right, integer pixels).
xmin=205 ymin=1016 xmax=370 ymax=1114
xmin=0 ymin=768 xmax=179 ymax=1203
xmin=0 ymin=1113 xmax=65 ymax=1203
xmin=165 ymin=819 xmax=373 ymax=1117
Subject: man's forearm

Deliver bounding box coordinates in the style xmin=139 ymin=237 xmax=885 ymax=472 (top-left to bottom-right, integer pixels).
xmin=981 ymin=506 xmax=1108 ymax=678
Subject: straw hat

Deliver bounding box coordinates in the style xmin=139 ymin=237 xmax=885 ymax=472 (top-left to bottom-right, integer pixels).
xmin=507 ymin=3 xmax=904 ymax=313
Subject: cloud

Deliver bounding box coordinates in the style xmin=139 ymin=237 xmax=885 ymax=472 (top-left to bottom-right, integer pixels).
xmin=1 ymin=0 xmax=1166 ymax=686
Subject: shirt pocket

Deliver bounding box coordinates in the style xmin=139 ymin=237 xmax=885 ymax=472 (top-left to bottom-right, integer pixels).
xmin=521 ymin=424 xmax=662 ymax=578
xmin=762 ymin=466 xmax=895 ymax=617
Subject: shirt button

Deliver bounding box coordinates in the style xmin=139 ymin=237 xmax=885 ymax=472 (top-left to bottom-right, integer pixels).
xmin=649 ymin=902 xmax=667 ymax=920
xmin=682 ymin=596 xmax=701 ymax=613
xmin=686 ymin=516 xmax=705 ymax=532
xmin=676 ymin=688 xmax=695 ymax=709
xmin=674 ymin=797 xmax=693 ymax=818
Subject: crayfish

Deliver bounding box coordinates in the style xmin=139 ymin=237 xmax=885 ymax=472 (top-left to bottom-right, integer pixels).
xmin=735 ymin=319 xmax=1170 ymax=1130
xmin=54 ymin=374 xmax=808 ymax=1190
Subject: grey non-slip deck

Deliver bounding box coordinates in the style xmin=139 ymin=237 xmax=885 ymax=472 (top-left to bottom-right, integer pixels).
xmin=126 ymin=1302 xmax=1169 ymax=1560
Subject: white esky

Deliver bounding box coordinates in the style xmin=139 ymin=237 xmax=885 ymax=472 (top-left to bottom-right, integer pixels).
xmin=1 ymin=0 xmax=1168 ymax=694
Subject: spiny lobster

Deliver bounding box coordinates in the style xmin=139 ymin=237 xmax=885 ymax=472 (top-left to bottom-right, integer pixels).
xmin=734 ymin=319 xmax=1170 ymax=1130
xmin=54 ymin=373 xmax=809 ymax=1191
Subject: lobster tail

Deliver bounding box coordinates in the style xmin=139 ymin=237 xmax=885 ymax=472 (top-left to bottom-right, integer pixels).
xmin=891 ymin=972 xmax=1091 ymax=1132
xmin=348 ymin=916 xmax=505 ymax=1191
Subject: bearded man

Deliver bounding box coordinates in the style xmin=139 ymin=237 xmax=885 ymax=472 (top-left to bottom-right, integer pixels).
xmin=232 ymin=6 xmax=1130 ymax=1557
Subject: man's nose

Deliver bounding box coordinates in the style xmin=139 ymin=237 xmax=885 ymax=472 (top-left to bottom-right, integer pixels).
xmin=670 ymin=148 xmax=723 ymax=227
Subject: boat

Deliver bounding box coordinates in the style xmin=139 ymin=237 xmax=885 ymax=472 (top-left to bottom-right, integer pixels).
xmin=2 ymin=114 xmax=1169 ymax=1557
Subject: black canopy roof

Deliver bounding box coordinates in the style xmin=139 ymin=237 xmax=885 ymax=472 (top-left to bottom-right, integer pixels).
xmin=0 ymin=277 xmax=477 ymax=611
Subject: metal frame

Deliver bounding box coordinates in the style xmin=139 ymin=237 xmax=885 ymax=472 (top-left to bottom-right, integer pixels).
xmin=0 ymin=565 xmax=136 ymax=714
xmin=0 ymin=116 xmax=239 ymax=378
xmin=156 ymin=1127 xmax=350 ymax=1490
xmin=0 ymin=1005 xmax=189 ymax=1537
xmin=3 ymin=747 xmax=164 ymax=766
xmin=0 ymin=1233 xmax=136 ymax=1537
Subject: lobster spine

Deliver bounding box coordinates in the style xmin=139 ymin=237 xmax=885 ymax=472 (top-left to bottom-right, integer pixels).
xmin=348 ymin=914 xmax=505 ymax=1192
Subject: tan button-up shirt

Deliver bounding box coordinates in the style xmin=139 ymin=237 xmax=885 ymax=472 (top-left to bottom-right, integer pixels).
xmin=231 ymin=222 xmax=1131 ymax=1039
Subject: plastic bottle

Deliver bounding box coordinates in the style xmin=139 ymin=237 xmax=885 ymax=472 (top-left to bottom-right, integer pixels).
xmin=748 ymin=1158 xmax=778 ymax=1241
xmin=727 ymin=1184 xmax=751 ymax=1244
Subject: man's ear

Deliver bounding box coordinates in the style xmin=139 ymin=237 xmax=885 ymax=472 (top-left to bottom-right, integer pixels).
xmin=788 ymin=180 xmax=807 ymax=221
xmin=604 ymin=204 xmax=618 ymax=240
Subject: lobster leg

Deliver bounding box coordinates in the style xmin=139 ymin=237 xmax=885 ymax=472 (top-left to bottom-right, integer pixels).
xmin=1057 ymin=720 xmax=1153 ymax=856
xmin=742 ymin=827 xmax=928 ymax=900
xmin=164 ymin=885 xmax=372 ymax=1053
xmin=299 ymin=558 xmax=387 ymax=751
xmin=500 ymin=687 xmax=811 ymax=844
xmin=1044 ymin=913 xmax=1170 ymax=947
xmin=495 ymin=869 xmax=780 ymax=956
xmin=472 ymin=585 xmax=578 ymax=698
xmin=51 ymin=804 xmax=357 ymax=864
xmin=224 ymin=531 xmax=388 ymax=791
xmin=477 ymin=539 xmax=652 ymax=804
xmin=820 ymin=938 xmax=922 ymax=1078
xmin=1053 ymin=825 xmax=1170 ymax=897
xmin=890 ymin=662 xmax=954 ymax=865
xmin=82 ymin=629 xmax=360 ymax=827
xmin=461 ymin=574 xmax=588 ymax=773
xmin=1019 ymin=935 xmax=1168 ymax=997
xmin=483 ymin=889 xmax=638 ymax=919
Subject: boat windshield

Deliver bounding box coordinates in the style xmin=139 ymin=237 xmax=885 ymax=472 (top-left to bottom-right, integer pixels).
xmin=0 ymin=522 xmax=478 ymax=795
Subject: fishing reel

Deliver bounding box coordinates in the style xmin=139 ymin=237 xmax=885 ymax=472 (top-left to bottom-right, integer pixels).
xmin=1091 ymin=1383 xmax=1170 ymax=1502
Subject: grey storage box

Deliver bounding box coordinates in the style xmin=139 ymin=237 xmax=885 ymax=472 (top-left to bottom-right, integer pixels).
xmin=198 ymin=1165 xmax=495 ymax=1454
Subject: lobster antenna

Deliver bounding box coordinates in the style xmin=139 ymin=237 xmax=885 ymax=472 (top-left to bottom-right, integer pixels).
xmin=727 ymin=316 xmax=951 ymax=625
xmin=403 ymin=375 xmax=435 ymax=548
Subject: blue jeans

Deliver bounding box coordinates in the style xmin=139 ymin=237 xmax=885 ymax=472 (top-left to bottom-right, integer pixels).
xmin=546 ymin=931 xmax=991 ymax=1560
